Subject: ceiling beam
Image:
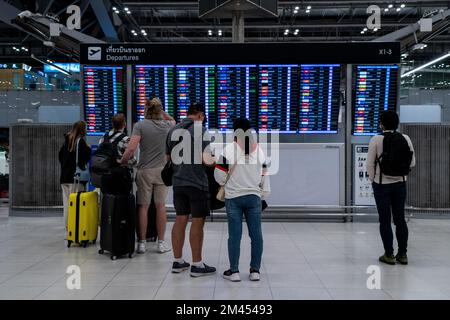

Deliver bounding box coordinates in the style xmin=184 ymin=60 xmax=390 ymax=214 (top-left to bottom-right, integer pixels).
xmin=88 ymin=0 xmax=119 ymax=41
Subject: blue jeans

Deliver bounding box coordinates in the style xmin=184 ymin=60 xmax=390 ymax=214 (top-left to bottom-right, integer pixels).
xmin=225 ymin=195 xmax=263 ymax=272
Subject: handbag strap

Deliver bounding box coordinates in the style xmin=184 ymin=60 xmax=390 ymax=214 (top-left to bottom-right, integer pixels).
xmin=75 ymin=138 xmax=80 ymax=167
xmin=222 ymin=152 xmax=244 ymax=187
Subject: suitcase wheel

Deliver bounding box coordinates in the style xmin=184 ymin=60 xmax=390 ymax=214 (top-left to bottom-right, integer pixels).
xmin=128 ymin=253 xmax=134 ymax=259
xmin=67 ymin=241 xmax=72 ymax=248
xmin=82 ymin=241 xmax=88 ymax=248
xmin=98 ymin=249 xmax=104 ymax=255
xmin=92 ymin=239 xmax=96 ymax=244
xmin=111 ymin=256 xmax=117 ymax=261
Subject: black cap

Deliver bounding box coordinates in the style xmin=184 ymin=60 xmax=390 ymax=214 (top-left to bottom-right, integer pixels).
xmin=187 ymin=102 xmax=205 ymax=115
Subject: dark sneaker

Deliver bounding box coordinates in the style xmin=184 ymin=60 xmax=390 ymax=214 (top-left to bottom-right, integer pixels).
xmin=223 ymin=269 xmax=241 ymax=282
xmin=249 ymin=268 xmax=260 ymax=281
xmin=379 ymin=254 xmax=396 ymax=265
xmin=190 ymin=263 xmax=216 ymax=277
xmin=172 ymin=261 xmax=190 ymax=273
xmin=396 ymin=254 xmax=408 ymax=265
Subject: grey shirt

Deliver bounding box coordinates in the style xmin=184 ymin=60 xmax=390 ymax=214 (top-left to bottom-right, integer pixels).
xmin=132 ymin=119 xmax=174 ymax=169
xmin=166 ymin=118 xmax=211 ymax=191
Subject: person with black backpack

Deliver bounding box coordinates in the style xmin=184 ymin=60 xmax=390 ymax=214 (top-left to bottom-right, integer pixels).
xmin=91 ymin=114 xmax=136 ymax=194
xmin=367 ymin=111 xmax=416 ymax=266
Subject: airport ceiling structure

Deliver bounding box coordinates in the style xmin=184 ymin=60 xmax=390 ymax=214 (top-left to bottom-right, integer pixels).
xmin=0 ymin=0 xmax=449 ymax=67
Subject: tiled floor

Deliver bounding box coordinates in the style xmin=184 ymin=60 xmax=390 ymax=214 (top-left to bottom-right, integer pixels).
xmin=1 ymin=214 xmax=450 ymax=300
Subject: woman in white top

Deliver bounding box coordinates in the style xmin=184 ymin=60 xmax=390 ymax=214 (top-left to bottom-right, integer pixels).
xmin=214 ymin=118 xmax=270 ymax=282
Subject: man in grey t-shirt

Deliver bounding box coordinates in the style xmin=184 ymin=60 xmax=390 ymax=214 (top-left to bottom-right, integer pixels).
xmin=166 ymin=102 xmax=216 ymax=277
xmin=121 ymin=98 xmax=175 ymax=254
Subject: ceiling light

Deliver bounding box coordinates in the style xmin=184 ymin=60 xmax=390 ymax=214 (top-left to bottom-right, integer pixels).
xmin=396 ymin=8 xmax=401 ymax=12
xmin=208 ymin=30 xmax=212 ymax=36
xmin=306 ymin=9 xmax=310 ymax=13
xmin=361 ymin=31 xmax=365 ymax=34
xmin=295 ymin=6 xmax=299 ymax=10
xmin=401 ymin=4 xmax=405 ymax=8
xmin=384 ymin=8 xmax=389 ymax=12
xmin=307 ymin=6 xmax=311 ymax=10
xmin=363 ymin=28 xmax=368 ymax=31
xmin=373 ymin=28 xmax=378 ymax=31
xmin=388 ymin=4 xmax=393 ymax=8
xmin=295 ymin=29 xmax=299 ymax=33
xmin=218 ymin=30 xmax=223 ymax=36
xmin=112 ymin=7 xmax=117 ymax=10
xmin=141 ymin=30 xmax=146 ymax=34
xmin=401 ymin=52 xmax=450 ymax=78
xmin=293 ymin=10 xmax=298 ymax=14
xmin=124 ymin=7 xmax=129 ymax=11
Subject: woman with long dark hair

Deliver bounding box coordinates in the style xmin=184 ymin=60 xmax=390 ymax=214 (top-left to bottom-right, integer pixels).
xmin=214 ymin=118 xmax=270 ymax=282
xmin=59 ymin=121 xmax=91 ymax=234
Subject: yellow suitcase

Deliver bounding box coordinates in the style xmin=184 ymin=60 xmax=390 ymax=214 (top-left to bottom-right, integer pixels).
xmin=67 ymin=191 xmax=99 ymax=248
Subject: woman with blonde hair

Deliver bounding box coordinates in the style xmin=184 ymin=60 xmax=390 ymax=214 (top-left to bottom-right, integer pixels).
xmin=58 ymin=121 xmax=91 ymax=234
xmin=121 ymin=97 xmax=176 ymax=254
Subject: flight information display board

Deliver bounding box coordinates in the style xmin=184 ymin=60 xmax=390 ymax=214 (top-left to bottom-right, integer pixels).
xmin=83 ymin=66 xmax=125 ymax=136
xmin=353 ymin=65 xmax=398 ymax=135
xmin=135 ymin=65 xmax=175 ymax=121
xmin=176 ymin=65 xmax=216 ymax=128
xmin=132 ymin=64 xmax=342 ymax=133
xmin=217 ymin=65 xmax=258 ymax=131
xmin=299 ymin=64 xmax=341 ymax=133
xmin=258 ymin=65 xmax=299 ymax=133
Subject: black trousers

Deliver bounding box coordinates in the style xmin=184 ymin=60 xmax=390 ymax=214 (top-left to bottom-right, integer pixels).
xmin=372 ymin=181 xmax=408 ymax=256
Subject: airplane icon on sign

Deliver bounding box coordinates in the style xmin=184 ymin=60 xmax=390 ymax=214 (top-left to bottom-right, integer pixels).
xmin=88 ymin=47 xmax=101 ymax=60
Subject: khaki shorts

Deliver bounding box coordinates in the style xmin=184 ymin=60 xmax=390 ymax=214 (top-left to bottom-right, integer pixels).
xmin=136 ymin=167 xmax=168 ymax=205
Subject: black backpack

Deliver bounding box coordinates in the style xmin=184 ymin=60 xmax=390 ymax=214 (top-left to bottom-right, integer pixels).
xmin=90 ymin=132 xmax=126 ymax=188
xmin=377 ymin=131 xmax=413 ymax=182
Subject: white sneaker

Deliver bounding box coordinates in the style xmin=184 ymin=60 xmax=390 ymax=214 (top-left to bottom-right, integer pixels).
xmin=249 ymin=269 xmax=260 ymax=281
xmin=137 ymin=241 xmax=146 ymax=254
xmin=223 ymin=270 xmax=241 ymax=282
xmin=157 ymin=240 xmax=171 ymax=253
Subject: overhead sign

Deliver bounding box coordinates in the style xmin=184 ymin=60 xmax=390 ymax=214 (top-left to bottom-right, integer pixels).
xmin=80 ymin=42 xmax=401 ymax=65
xmin=44 ymin=63 xmax=80 ymax=73
xmin=0 ymin=63 xmax=31 ymax=71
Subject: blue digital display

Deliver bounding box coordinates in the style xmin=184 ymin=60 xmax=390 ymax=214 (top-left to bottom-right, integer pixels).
xmin=353 ymin=65 xmax=398 ymax=136
xmin=135 ymin=65 xmax=175 ymax=121
xmin=83 ymin=66 xmax=125 ymax=136
xmin=133 ymin=64 xmax=342 ymax=133
xmin=45 ymin=63 xmax=80 ymax=73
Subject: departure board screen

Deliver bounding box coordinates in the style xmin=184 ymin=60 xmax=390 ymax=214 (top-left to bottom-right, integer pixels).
xmin=135 ymin=65 xmax=175 ymax=121
xmin=299 ymin=64 xmax=341 ymax=133
xmin=258 ymin=65 xmax=299 ymax=133
xmin=132 ymin=64 xmax=343 ymax=133
xmin=176 ymin=65 xmax=216 ymax=128
xmin=83 ymin=66 xmax=125 ymax=136
xmin=217 ymin=65 xmax=258 ymax=131
xmin=353 ymin=65 xmax=398 ymax=135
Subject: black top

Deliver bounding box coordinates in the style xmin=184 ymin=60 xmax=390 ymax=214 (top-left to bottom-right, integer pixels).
xmin=58 ymin=134 xmax=91 ymax=184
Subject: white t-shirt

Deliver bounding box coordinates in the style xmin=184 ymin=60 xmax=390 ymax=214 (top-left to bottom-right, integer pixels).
xmin=214 ymin=142 xmax=270 ymax=200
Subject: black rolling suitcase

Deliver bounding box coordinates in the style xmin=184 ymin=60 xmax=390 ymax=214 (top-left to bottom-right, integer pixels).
xmin=99 ymin=193 xmax=136 ymax=260
xmin=146 ymin=199 xmax=158 ymax=241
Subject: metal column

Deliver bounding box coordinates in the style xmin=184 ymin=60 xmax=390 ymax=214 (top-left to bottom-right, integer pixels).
xmin=232 ymin=10 xmax=244 ymax=43
xmin=345 ymin=64 xmax=353 ymax=221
